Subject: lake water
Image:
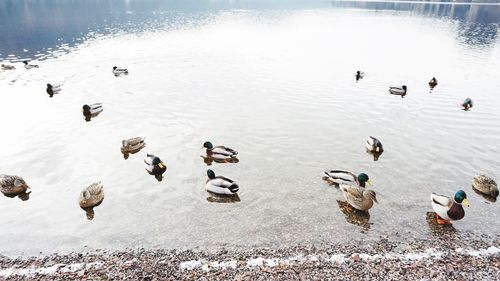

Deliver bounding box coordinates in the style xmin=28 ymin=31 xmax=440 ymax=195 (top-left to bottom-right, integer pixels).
xmin=1 ymin=1 xmax=499 ymax=257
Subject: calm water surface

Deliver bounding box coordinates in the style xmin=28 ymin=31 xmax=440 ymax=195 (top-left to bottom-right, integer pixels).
xmin=1 ymin=1 xmax=500 ymax=257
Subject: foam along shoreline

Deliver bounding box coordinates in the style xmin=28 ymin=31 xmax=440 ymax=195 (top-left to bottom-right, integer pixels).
xmin=1 ymin=237 xmax=499 ymax=280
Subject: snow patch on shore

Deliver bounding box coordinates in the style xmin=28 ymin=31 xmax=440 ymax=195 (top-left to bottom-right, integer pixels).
xmin=455 ymin=246 xmax=500 ymax=257
xmin=0 ymin=262 xmax=101 ymax=278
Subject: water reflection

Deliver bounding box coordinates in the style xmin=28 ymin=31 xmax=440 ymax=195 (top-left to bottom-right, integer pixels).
xmin=331 ymin=1 xmax=500 ymax=47
xmin=336 ymin=200 xmax=372 ymax=230
xmin=472 ymin=187 xmax=497 ymax=203
xmin=207 ymin=193 xmax=241 ymax=203
xmin=201 ymin=156 xmax=240 ymax=165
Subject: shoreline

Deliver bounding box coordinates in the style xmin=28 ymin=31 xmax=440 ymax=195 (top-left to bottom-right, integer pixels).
xmin=1 ymin=235 xmax=499 ymax=280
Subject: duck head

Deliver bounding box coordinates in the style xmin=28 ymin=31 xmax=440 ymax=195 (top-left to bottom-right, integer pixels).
xmin=203 ymin=141 xmax=214 ymax=150
xmin=402 ymin=85 xmax=407 ymax=91
xmin=47 ymin=83 xmax=52 ymax=88
xmin=113 ymin=66 xmax=117 ymax=70
xmin=357 ymin=173 xmax=371 ymax=187
xmin=23 ymin=61 xmax=28 ymax=65
xmin=207 ymin=169 xmax=216 ymax=179
xmin=454 ymin=190 xmax=469 ymax=207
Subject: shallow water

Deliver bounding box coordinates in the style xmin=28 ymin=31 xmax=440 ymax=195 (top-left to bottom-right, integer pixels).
xmin=1 ymin=1 xmax=500 ymax=257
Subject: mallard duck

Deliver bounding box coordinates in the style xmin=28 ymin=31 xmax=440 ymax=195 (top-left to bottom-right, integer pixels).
xmin=0 ymin=174 xmax=31 ymax=201
xmin=1 ymin=64 xmax=15 ymax=70
xmin=462 ymin=98 xmax=473 ymax=111
xmin=355 ymin=71 xmax=364 ymax=81
xmin=431 ymin=190 xmax=469 ymax=225
xmin=205 ymin=169 xmax=239 ymax=196
xmin=112 ymin=66 xmax=128 ymax=76
xmin=389 ymin=85 xmax=407 ymax=97
xmin=23 ymin=60 xmax=38 ymax=69
xmin=339 ymin=184 xmax=377 ymax=212
xmin=472 ymin=175 xmax=498 ymax=199
xmin=428 ymin=77 xmax=438 ymax=88
xmin=79 ymin=182 xmax=104 ymax=220
xmin=203 ymin=141 xmax=238 ymax=161
xmin=46 ymin=83 xmax=61 ymax=98
xmin=82 ymin=103 xmax=103 ymax=122
xmin=365 ymin=136 xmax=383 ymax=153
xmin=323 ymin=170 xmax=371 ymax=187
xmin=144 ymin=154 xmax=167 ymax=181
xmin=121 ymin=137 xmax=146 ymax=159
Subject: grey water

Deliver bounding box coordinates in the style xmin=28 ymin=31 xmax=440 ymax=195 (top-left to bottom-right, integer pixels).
xmin=1 ymin=0 xmax=499 ymax=257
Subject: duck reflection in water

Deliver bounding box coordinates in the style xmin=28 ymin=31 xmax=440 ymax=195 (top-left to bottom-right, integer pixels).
xmin=336 ymin=200 xmax=371 ymax=230
xmin=201 ymin=155 xmax=239 ymax=166
xmin=472 ymin=187 xmax=497 ymax=203
xmin=425 ymin=211 xmax=457 ymax=237
xmin=207 ymin=193 xmax=241 ymax=203
xmin=0 ymin=174 xmax=31 ymax=201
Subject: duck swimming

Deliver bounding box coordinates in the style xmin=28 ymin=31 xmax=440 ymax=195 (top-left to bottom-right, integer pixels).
xmin=121 ymin=137 xmax=146 ymax=159
xmin=462 ymin=98 xmax=473 ymax=111
xmin=323 ymin=171 xmax=371 ymax=187
xmin=472 ymin=175 xmax=498 ymax=200
xmin=355 ymin=71 xmax=364 ymax=81
xmin=203 ymin=141 xmax=238 ymax=161
xmin=0 ymin=174 xmax=31 ymax=201
xmin=144 ymin=154 xmax=167 ymax=181
xmin=82 ymin=103 xmax=103 ymax=121
xmin=23 ymin=60 xmax=39 ymax=69
xmin=428 ymin=77 xmax=438 ymax=89
xmin=389 ymin=85 xmax=407 ymax=97
xmin=431 ymin=190 xmax=469 ymax=225
xmin=1 ymin=64 xmax=15 ymax=70
xmin=112 ymin=66 xmax=128 ymax=76
xmin=79 ymin=182 xmax=104 ymax=220
xmin=46 ymin=83 xmax=61 ymax=98
xmin=339 ymin=184 xmax=378 ymax=212
xmin=205 ymin=169 xmax=239 ymax=196
xmin=365 ymin=136 xmax=383 ymax=153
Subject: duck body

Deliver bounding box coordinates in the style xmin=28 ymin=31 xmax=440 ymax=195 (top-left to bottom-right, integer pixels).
xmin=121 ymin=137 xmax=146 ymax=153
xmin=205 ymin=169 xmax=239 ymax=195
xmin=0 ymin=174 xmax=30 ymax=197
xmin=112 ymin=66 xmax=128 ymax=76
xmin=83 ymin=103 xmax=103 ymax=121
xmin=472 ymin=175 xmax=498 ymax=199
xmin=462 ymin=98 xmax=473 ymax=110
xmin=355 ymin=71 xmax=364 ymax=81
xmin=323 ymin=170 xmax=370 ymax=187
xmin=46 ymin=83 xmax=61 ymax=98
xmin=203 ymin=141 xmax=238 ymax=161
xmin=79 ymin=182 xmax=104 ymax=209
xmin=339 ymin=184 xmax=377 ymax=212
xmin=144 ymin=154 xmax=167 ymax=181
xmin=365 ymin=136 xmax=383 ymax=153
xmin=431 ymin=190 xmax=469 ymax=224
xmin=389 ymin=85 xmax=407 ymax=97
xmin=23 ymin=61 xmax=38 ymax=69
xmin=429 ymin=77 xmax=438 ymax=88
xmin=1 ymin=64 xmax=15 ymax=70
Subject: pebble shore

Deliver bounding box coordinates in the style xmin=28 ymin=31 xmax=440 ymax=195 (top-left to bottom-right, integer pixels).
xmin=1 ymin=233 xmax=499 ymax=281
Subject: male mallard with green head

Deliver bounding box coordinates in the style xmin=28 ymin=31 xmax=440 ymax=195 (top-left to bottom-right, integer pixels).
xmin=431 ymin=190 xmax=469 ymax=225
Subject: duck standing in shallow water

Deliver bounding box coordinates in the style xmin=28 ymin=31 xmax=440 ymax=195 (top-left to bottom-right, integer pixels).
xmin=323 ymin=171 xmax=371 ymax=187
xmin=431 ymin=190 xmax=469 ymax=225
xmin=144 ymin=154 xmax=167 ymax=181
xmin=389 ymin=85 xmax=407 ymax=98
xmin=1 ymin=64 xmax=15 ymax=70
xmin=339 ymin=184 xmax=377 ymax=212
xmin=355 ymin=71 xmax=364 ymax=81
xmin=428 ymin=77 xmax=438 ymax=89
xmin=46 ymin=83 xmax=61 ymax=98
xmin=462 ymin=98 xmax=473 ymax=111
xmin=23 ymin=61 xmax=38 ymax=69
xmin=82 ymin=103 xmax=103 ymax=121
xmin=0 ymin=174 xmax=31 ymax=201
xmin=79 ymin=182 xmax=104 ymax=220
xmin=205 ymin=169 xmax=239 ymax=196
xmin=121 ymin=137 xmax=146 ymax=159
xmin=112 ymin=66 xmax=128 ymax=76
xmin=203 ymin=141 xmax=238 ymax=162
xmin=472 ymin=175 xmax=498 ymax=200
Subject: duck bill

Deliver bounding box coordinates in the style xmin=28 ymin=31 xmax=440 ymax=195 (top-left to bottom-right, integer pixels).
xmin=462 ymin=198 xmax=470 ymax=207
xmin=367 ymin=180 xmax=373 ymax=186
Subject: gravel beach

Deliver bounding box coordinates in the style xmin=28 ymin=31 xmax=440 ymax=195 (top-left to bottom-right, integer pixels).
xmin=1 ymin=232 xmax=499 ymax=281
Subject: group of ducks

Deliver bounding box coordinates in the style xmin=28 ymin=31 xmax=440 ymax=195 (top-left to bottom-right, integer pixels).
xmin=0 ymin=62 xmax=495 ymax=225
